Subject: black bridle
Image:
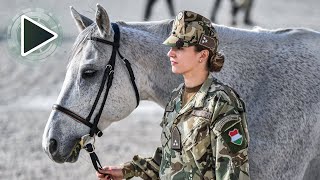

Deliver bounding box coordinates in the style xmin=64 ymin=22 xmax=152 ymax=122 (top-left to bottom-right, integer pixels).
xmin=52 ymin=23 xmax=140 ymax=172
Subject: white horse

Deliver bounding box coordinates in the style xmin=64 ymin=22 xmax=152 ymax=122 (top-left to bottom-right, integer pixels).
xmin=42 ymin=4 xmax=320 ymax=180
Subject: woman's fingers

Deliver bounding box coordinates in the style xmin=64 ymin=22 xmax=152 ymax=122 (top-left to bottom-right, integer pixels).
xmin=96 ymin=171 xmax=106 ymax=178
xmin=96 ymin=166 xmax=124 ymax=180
xmin=99 ymin=166 xmax=123 ymax=176
xmin=98 ymin=166 xmax=113 ymax=174
xmin=96 ymin=172 xmax=112 ymax=180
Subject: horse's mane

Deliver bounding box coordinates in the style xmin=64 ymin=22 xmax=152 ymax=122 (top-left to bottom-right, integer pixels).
xmin=117 ymin=19 xmax=173 ymax=39
xmin=66 ymin=20 xmax=319 ymax=70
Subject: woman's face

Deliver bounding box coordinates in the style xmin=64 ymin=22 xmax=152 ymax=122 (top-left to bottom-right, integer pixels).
xmin=167 ymin=46 xmax=203 ymax=75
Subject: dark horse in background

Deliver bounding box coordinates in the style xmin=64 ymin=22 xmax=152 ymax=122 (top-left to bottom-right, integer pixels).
xmin=211 ymin=0 xmax=254 ymax=25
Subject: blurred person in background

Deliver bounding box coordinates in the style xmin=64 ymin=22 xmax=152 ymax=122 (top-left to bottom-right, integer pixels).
xmin=211 ymin=0 xmax=255 ymax=26
xmin=143 ymin=0 xmax=175 ymax=21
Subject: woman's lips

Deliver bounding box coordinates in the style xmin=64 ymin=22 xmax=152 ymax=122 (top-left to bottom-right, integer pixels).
xmin=171 ymin=61 xmax=178 ymax=66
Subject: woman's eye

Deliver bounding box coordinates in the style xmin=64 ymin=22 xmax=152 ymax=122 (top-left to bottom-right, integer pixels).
xmin=174 ymin=47 xmax=183 ymax=50
xmin=82 ymin=69 xmax=97 ymax=78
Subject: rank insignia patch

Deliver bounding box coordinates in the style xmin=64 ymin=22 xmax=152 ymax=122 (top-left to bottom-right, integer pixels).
xmin=198 ymin=34 xmax=216 ymax=50
xmin=171 ymin=126 xmax=181 ymax=151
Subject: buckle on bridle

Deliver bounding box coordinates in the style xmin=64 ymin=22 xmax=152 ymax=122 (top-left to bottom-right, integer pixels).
xmin=97 ymin=131 xmax=103 ymax=137
xmin=106 ymin=64 xmax=112 ymax=70
xmin=106 ymin=64 xmax=114 ymax=75
xmin=85 ymin=143 xmax=96 ymax=153
xmin=79 ymin=134 xmax=95 ymax=148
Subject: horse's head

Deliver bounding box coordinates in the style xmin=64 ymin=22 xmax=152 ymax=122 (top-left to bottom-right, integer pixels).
xmin=42 ymin=4 xmax=140 ymax=163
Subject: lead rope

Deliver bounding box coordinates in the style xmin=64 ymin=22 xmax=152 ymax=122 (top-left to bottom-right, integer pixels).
xmin=80 ymin=136 xmax=113 ymax=179
xmin=80 ymin=134 xmax=105 ymax=173
xmin=84 ymin=143 xmax=103 ymax=171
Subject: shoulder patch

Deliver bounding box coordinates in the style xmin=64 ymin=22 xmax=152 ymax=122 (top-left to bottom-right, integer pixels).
xmin=214 ymin=114 xmax=240 ymax=132
xmin=220 ymin=119 xmax=248 ymax=153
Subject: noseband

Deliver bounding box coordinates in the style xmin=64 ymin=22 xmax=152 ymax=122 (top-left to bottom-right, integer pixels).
xmin=52 ymin=23 xmax=140 ymax=172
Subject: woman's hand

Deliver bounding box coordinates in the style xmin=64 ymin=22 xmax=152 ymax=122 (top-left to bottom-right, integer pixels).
xmin=96 ymin=166 xmax=124 ymax=180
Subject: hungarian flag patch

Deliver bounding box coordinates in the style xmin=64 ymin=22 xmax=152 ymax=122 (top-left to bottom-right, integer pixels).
xmin=228 ymin=129 xmax=243 ymax=145
xmin=219 ymin=116 xmax=248 ymax=153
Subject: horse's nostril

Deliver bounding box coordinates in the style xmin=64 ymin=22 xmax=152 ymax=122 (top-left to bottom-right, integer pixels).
xmin=49 ymin=139 xmax=58 ymax=154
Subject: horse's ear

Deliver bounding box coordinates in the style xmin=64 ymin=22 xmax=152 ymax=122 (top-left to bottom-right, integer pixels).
xmin=70 ymin=6 xmax=93 ymax=32
xmin=95 ymin=4 xmax=111 ymax=37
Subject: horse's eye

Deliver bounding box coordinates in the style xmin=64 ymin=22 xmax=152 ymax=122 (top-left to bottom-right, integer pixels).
xmin=82 ymin=69 xmax=97 ymax=78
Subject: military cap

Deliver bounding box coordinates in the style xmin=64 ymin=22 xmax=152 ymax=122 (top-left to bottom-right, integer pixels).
xmin=163 ymin=10 xmax=219 ymax=53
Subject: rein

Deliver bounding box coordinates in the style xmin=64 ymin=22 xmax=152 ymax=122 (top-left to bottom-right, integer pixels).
xmin=52 ymin=23 xmax=140 ymax=172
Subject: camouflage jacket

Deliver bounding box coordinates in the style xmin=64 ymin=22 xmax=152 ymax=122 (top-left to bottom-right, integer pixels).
xmin=123 ymin=74 xmax=250 ymax=180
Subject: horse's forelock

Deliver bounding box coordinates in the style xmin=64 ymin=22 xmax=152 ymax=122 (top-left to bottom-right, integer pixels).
xmin=67 ymin=24 xmax=97 ymax=69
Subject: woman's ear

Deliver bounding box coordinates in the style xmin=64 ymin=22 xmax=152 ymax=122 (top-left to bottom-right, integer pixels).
xmin=200 ymin=50 xmax=210 ymax=61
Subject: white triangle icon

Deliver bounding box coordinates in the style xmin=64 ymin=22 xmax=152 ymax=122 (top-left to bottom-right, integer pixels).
xmin=20 ymin=15 xmax=58 ymax=57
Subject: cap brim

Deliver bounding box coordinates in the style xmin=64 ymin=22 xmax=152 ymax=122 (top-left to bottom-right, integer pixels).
xmin=162 ymin=35 xmax=179 ymax=47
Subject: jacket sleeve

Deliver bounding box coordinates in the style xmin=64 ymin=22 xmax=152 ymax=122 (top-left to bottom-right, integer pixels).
xmin=122 ymin=147 xmax=162 ymax=179
xmin=210 ymin=90 xmax=250 ymax=180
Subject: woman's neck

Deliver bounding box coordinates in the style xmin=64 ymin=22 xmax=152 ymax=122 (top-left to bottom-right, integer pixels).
xmin=183 ymin=70 xmax=209 ymax=88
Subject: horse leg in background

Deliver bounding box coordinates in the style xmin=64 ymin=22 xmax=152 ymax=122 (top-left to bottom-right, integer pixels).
xmin=166 ymin=0 xmax=175 ymax=18
xmin=210 ymin=0 xmax=222 ymax=23
xmin=231 ymin=0 xmax=240 ymax=25
xmin=144 ymin=0 xmax=157 ymax=21
xmin=244 ymin=0 xmax=254 ymax=25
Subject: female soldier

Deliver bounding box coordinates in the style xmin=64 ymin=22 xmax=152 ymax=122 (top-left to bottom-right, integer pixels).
xmin=97 ymin=10 xmax=250 ymax=180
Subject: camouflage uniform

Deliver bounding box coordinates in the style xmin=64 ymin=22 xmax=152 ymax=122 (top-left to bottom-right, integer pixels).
xmin=122 ymin=11 xmax=250 ymax=180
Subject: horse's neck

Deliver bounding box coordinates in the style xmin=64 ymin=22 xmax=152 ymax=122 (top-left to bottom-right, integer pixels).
xmin=119 ymin=20 xmax=182 ymax=107
xmin=117 ymin=22 xmax=251 ymax=108
xmin=117 ymin=22 xmax=254 ymax=108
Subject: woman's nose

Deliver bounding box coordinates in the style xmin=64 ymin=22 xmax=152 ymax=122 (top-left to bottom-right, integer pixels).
xmin=167 ymin=48 xmax=176 ymax=57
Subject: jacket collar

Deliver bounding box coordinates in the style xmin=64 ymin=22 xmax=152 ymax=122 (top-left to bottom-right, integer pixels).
xmin=193 ymin=74 xmax=213 ymax=108
xmin=176 ymin=74 xmax=214 ymax=115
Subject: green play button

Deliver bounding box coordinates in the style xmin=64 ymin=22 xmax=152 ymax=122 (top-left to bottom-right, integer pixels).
xmin=21 ymin=15 xmax=58 ymax=56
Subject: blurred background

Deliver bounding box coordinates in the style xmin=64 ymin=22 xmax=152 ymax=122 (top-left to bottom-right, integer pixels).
xmin=0 ymin=0 xmax=319 ymax=179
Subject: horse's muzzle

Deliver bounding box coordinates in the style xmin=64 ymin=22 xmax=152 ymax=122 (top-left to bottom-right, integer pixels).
xmin=43 ymin=138 xmax=81 ymax=163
